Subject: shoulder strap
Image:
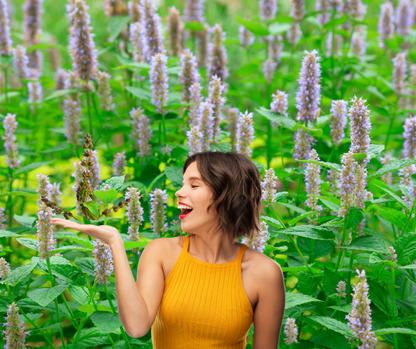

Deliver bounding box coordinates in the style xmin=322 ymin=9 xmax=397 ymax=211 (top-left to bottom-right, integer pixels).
xmin=182 ymin=234 xmax=190 ymax=253
xmin=237 ymin=243 xmax=248 ymax=264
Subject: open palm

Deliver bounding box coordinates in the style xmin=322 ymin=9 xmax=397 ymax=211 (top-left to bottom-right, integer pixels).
xmin=51 ymin=218 xmax=120 ymax=246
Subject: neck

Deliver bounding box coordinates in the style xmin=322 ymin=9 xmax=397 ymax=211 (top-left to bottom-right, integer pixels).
xmin=188 ymin=233 xmax=239 ymax=264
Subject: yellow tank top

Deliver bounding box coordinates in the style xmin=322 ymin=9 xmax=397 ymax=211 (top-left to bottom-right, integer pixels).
xmin=151 ymin=234 xmax=254 ymax=348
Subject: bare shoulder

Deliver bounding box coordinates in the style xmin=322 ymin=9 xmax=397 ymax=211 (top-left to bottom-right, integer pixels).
xmin=244 ymin=246 xmax=284 ymax=285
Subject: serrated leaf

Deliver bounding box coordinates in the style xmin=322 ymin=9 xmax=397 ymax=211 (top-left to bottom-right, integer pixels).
xmin=69 ymin=285 xmax=90 ymax=305
xmin=261 ymin=215 xmax=283 ymax=228
xmin=100 ymin=176 xmax=126 ymax=192
xmin=0 ymin=257 xmax=38 ymax=286
xmin=125 ymin=86 xmax=151 ymax=100
xmin=94 ymin=189 xmax=118 ymax=206
xmin=164 ymin=166 xmax=183 ymax=190
xmin=345 ymin=207 xmax=365 ymax=229
xmin=235 ymin=15 xmax=270 ymax=36
xmin=0 ymin=230 xmax=21 ymax=238
xmin=55 ymin=233 xmax=94 ymax=249
xmin=83 ymin=201 xmax=100 ymax=220
xmin=309 ymin=328 xmax=351 ymax=349
xmin=287 ymin=211 xmax=320 ymax=226
xmin=368 ymin=144 xmax=385 ymax=159
xmin=368 ymin=159 xmax=416 ymax=181
xmin=27 ymin=285 xmax=68 ymax=307
xmin=273 ymin=191 xmax=288 ymax=202
xmin=374 ymin=328 xmax=416 ymax=335
xmin=285 ymin=292 xmax=322 ymax=309
xmin=309 ymin=316 xmax=353 ymax=338
xmin=394 ymin=232 xmax=416 ymax=264
xmin=323 ymin=267 xmax=341 ymax=297
xmin=352 ymin=153 xmax=367 ymax=161
xmin=279 ymin=225 xmax=335 ymax=240
xmin=373 ymin=181 xmax=410 ymax=209
xmin=256 ymin=107 xmax=296 ymax=129
xmin=268 ymin=23 xmax=291 ymax=35
xmin=297 ymin=271 xmax=317 ymax=295
xmin=108 ymin=15 xmax=130 ymax=42
xmin=52 ymin=245 xmax=92 ymax=254
xmin=338 ymin=236 xmax=389 ymax=253
xmin=372 ymin=205 xmax=406 ymax=229
xmin=74 ymin=257 xmax=95 ymax=276
xmin=91 ymin=311 xmax=122 ymax=334
xmin=16 ymin=238 xmax=38 ymax=251
xmin=23 ymin=312 xmax=43 ymax=322
xmin=77 ymin=304 xmax=113 ymax=314
xmin=13 ymin=214 xmax=36 ymax=228
xmin=14 ymin=160 xmax=55 ymax=175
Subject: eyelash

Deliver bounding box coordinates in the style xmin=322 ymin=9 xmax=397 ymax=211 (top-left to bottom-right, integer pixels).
xmin=191 ymin=185 xmax=198 ymax=188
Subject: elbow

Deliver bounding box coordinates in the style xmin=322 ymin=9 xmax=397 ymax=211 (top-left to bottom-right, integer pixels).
xmin=124 ymin=323 xmax=151 ymax=339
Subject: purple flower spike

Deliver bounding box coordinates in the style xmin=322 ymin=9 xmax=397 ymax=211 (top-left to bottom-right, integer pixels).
xmin=261 ymin=168 xmax=279 ymax=206
xmin=168 ymin=6 xmax=184 ymax=57
xmin=262 ymin=58 xmax=277 ymax=85
xmin=179 ymin=49 xmax=200 ymax=105
xmin=399 ymin=165 xmax=416 ymax=207
xmin=0 ymin=0 xmax=13 ymax=55
xmin=112 ymin=151 xmax=127 ymax=176
xmin=12 ymin=46 xmax=30 ymax=80
xmin=296 ymin=50 xmax=321 ymax=123
xmin=0 ymin=257 xmax=10 ymax=279
xmin=286 ymin=22 xmax=301 ymax=47
xmin=184 ymin=0 xmax=205 ymax=23
xmin=3 ymin=302 xmax=29 ymax=348
xmin=236 ymin=110 xmax=255 ymax=158
xmin=396 ymin=0 xmax=413 ymax=36
xmin=402 ymin=116 xmax=416 ymax=159
xmin=0 ymin=206 xmax=6 ymax=230
xmin=241 ymin=221 xmax=269 ymax=253
xmin=207 ymin=24 xmax=229 ymax=83
xmin=290 ymin=0 xmax=305 ymax=22
xmin=293 ymin=129 xmax=316 ymax=163
xmin=97 ymin=71 xmax=115 ymax=111
xmin=305 ymin=149 xmax=323 ymax=223
xmin=35 ymin=202 xmax=57 ymax=259
xmin=140 ymin=0 xmax=165 ymax=63
xmin=316 ymin=0 xmax=330 ymax=25
xmin=207 ymin=75 xmax=226 ymax=143
xmin=239 ymin=25 xmax=255 ymax=48
xmin=348 ymin=96 xmax=371 ymax=165
xmin=149 ymin=188 xmax=168 ymax=236
xmin=283 ymin=318 xmax=298 ymax=345
xmin=330 ymin=99 xmax=348 ymax=147
xmin=338 ymin=152 xmax=357 ymax=218
xmin=336 ymin=280 xmax=346 ymax=298
xmin=224 ymin=105 xmax=239 ymax=152
xmin=130 ymin=107 xmax=152 ymax=157
xmin=186 ymin=126 xmax=203 ymax=156
xmin=351 ymin=28 xmax=367 ymax=56
xmin=63 ymin=71 xmax=81 ymax=147
xmin=197 ymin=23 xmax=210 ymax=68
xmin=354 ymin=164 xmax=369 ymax=209
xmin=259 ymin=0 xmax=277 ymax=21
xmin=378 ymin=2 xmax=394 ymax=49
xmin=130 ymin=22 xmax=145 ymax=63
xmin=393 ymin=52 xmax=407 ymax=96
xmin=92 ymin=239 xmax=114 ymax=284
xmin=198 ymin=101 xmax=215 ymax=151
xmin=125 ymin=186 xmax=144 ymax=255
xmin=149 ymin=52 xmax=169 ymax=114
xmin=2 ymin=114 xmax=21 ymax=169
xmin=380 ymin=155 xmax=393 ymax=187
xmin=188 ymin=82 xmax=202 ymax=128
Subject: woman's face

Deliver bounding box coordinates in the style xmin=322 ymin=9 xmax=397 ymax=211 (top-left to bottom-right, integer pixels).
xmin=175 ymin=162 xmax=219 ymax=235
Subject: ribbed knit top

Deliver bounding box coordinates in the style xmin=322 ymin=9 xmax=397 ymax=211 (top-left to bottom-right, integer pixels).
xmin=151 ymin=234 xmax=254 ymax=348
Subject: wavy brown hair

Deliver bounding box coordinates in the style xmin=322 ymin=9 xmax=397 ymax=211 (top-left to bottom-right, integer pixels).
xmin=182 ymin=151 xmax=263 ymax=243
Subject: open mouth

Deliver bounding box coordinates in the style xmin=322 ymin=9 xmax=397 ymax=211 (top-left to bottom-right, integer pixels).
xmin=179 ymin=208 xmax=193 ymax=219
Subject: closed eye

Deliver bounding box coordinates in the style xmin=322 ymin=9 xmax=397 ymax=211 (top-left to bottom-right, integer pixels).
xmin=192 ymin=186 xmax=198 ymax=188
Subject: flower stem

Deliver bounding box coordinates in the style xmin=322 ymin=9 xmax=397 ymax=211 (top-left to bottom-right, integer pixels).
xmin=86 ymin=89 xmax=93 ymax=140
xmin=335 ymin=213 xmax=348 ymax=272
xmin=391 ymin=268 xmax=398 ymax=349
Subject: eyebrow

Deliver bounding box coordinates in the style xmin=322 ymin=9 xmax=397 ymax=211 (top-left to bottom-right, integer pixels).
xmin=182 ymin=176 xmax=202 ymax=182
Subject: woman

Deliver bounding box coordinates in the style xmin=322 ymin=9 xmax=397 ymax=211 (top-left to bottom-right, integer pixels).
xmin=51 ymin=151 xmax=286 ymax=348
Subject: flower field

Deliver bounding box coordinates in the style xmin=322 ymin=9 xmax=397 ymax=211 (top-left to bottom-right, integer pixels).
xmin=1 ymin=0 xmax=416 ymax=347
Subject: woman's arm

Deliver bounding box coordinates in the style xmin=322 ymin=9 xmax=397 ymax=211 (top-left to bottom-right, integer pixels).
xmin=51 ymin=218 xmax=165 ymax=338
xmin=252 ymin=259 xmax=286 ymax=349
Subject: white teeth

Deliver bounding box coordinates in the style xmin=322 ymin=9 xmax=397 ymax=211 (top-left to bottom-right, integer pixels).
xmin=178 ymin=204 xmax=193 ymax=209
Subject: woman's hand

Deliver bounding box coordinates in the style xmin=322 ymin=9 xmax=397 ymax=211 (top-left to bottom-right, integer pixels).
xmin=51 ymin=217 xmax=121 ymax=246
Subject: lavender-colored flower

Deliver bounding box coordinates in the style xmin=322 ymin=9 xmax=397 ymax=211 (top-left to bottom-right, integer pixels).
xmin=290 ymin=0 xmax=305 ymax=22
xmin=112 ymin=151 xmax=126 ymax=176
xmin=402 ymin=116 xmax=416 ymax=159
xmin=327 ymin=168 xmax=340 ymax=194
xmin=0 ymin=0 xmax=12 ymax=55
xmin=393 ymin=52 xmax=407 ymax=96
xmin=259 ymin=0 xmax=277 ymax=21
xmin=188 ymin=82 xmax=202 ymax=127
xmin=197 ymin=23 xmax=210 ymax=68
xmin=316 ymin=0 xmax=330 ymax=25
xmin=63 ymin=70 xmax=81 ymax=147
xmin=407 ymin=64 xmax=416 ymax=110
xmin=48 ymin=182 xmax=62 ymax=206
xmin=326 ymin=33 xmax=341 ymax=57
xmin=207 ymin=24 xmax=229 ymax=83
xmin=92 ymin=239 xmax=114 ymax=284
xmin=103 ymin=0 xmax=127 ymax=17
xmin=396 ymin=0 xmax=413 ymax=36
xmin=387 ymin=246 xmax=398 ymax=263
xmin=224 ymin=105 xmax=239 ymax=152
xmin=351 ymin=28 xmax=367 ymax=56
xmin=399 ymin=165 xmax=416 ymax=207
xmin=380 ymin=155 xmax=393 ymax=187
xmin=35 ymin=202 xmax=57 ymax=259
xmin=12 ymin=45 xmax=30 ymax=80
xmin=378 ymin=2 xmax=394 ymax=49
xmin=125 ymin=186 xmax=144 ymax=254
xmin=241 ymin=221 xmax=269 ymax=253
xmin=67 ymin=0 xmax=98 ymax=81
xmin=236 ymin=110 xmax=255 ymax=158
xmin=261 ymin=168 xmax=278 ymax=206
xmin=168 ymin=6 xmax=184 ymax=57
xmin=270 ymin=90 xmax=288 ymax=116
xmin=179 ymin=49 xmax=200 ymax=105
xmin=346 ymin=269 xmax=378 ymax=349
xmin=72 ymin=161 xmax=86 ymax=216
xmin=2 ymin=113 xmax=21 ymax=169
xmin=338 ymin=152 xmax=357 ymax=218
xmin=239 ymin=25 xmax=255 ymax=48
xmin=207 ymin=75 xmax=226 ymax=143
xmin=283 ymin=318 xmax=298 ymax=345
xmin=89 ymin=150 xmax=102 ymax=190
xmin=354 ymin=164 xmax=369 ymax=209
xmin=2 ymin=302 xmax=31 ymax=347
xmin=262 ymin=58 xmax=277 ymax=85
xmin=286 ymin=22 xmax=301 ymax=47
xmin=183 ymin=0 xmax=205 ymax=23
xmin=128 ymin=0 xmax=141 ymax=22
xmin=349 ymin=96 xmax=371 ymax=165
xmin=149 ymin=52 xmax=169 ymax=114
xmin=149 ymin=188 xmax=168 ymax=236
xmin=293 ymin=129 xmax=316 ymax=163
xmin=130 ymin=22 xmax=145 ymax=63
xmin=305 ymin=149 xmax=323 ymax=216
xmin=198 ymin=101 xmax=215 ymax=151
xmin=0 ymin=206 xmax=5 ymax=230
xmin=55 ymin=67 xmax=67 ymax=90
xmin=23 ymin=0 xmax=44 ymax=70
xmin=266 ymin=34 xmax=283 ymax=63
xmin=97 ymin=71 xmax=115 ymax=111
xmin=0 ymin=257 xmax=10 ymax=279
xmin=161 ymin=145 xmax=172 ymax=156
xmin=36 ymin=172 xmax=51 ymax=206
xmin=296 ymin=50 xmax=321 ymax=123
xmin=186 ymin=126 xmax=203 ymax=156
xmin=330 ymin=99 xmax=348 ymax=147
xmin=130 ymin=107 xmax=152 ymax=157
xmin=28 ymin=68 xmax=42 ymax=108
xmin=140 ymin=0 xmax=165 ymax=63
xmin=336 ymin=280 xmax=346 ymax=298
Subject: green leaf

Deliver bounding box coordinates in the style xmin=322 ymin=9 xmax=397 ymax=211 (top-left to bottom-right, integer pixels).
xmin=261 ymin=215 xmax=283 ymax=228
xmin=44 ymin=88 xmax=78 ymax=101
xmin=273 ymin=191 xmax=288 ymax=202
xmin=287 ymin=211 xmax=320 ymax=226
xmin=235 ymin=15 xmax=270 ymax=36
xmin=100 ymin=176 xmax=126 ymax=191
xmin=27 ymin=285 xmax=68 ymax=307
xmin=164 ymin=166 xmax=183 ymax=190
xmin=91 ymin=312 xmax=123 ymax=334
xmin=352 ymin=153 xmax=367 ymax=161
xmin=55 ymin=232 xmax=94 ymax=249
xmin=373 ymin=181 xmax=410 ymax=209
xmin=74 ymin=257 xmax=95 ymax=276
xmin=94 ymin=189 xmax=118 ymax=206
xmin=285 ymin=292 xmax=322 ymax=309
xmin=112 ymin=62 xmax=151 ymax=71
xmin=83 ymin=201 xmax=101 ymax=219
xmin=108 ymin=16 xmax=130 ymax=42
xmin=338 ymin=236 xmax=389 ymax=253
xmin=374 ymin=328 xmax=416 ymax=335
xmin=345 ymin=208 xmax=365 ymax=229
xmin=268 ymin=23 xmax=291 ymax=35
xmin=372 ymin=206 xmax=406 ymax=229
xmin=69 ymin=285 xmax=90 ymax=305
xmin=366 ymin=85 xmax=391 ymax=103
xmin=276 ymin=202 xmax=307 ymax=214
xmin=279 ymin=225 xmax=335 ymax=240
xmin=315 ymin=196 xmax=340 ymax=213
xmin=309 ymin=316 xmax=353 ymax=338
xmin=24 ymin=312 xmax=43 ymax=322
xmin=394 ymin=232 xmax=416 ymax=265
xmin=328 ymin=304 xmax=352 ymax=313
xmin=309 ymin=329 xmax=351 ymax=349
xmin=0 ymin=191 xmax=38 ymax=198
xmin=1 ymin=257 xmax=39 ymax=286
xmin=16 ymin=238 xmax=38 ymax=251
xmin=14 ymin=160 xmax=55 ymax=175
xmin=297 ymin=271 xmax=317 ymax=295
xmin=256 ymin=107 xmax=296 ymax=129
xmin=124 ymin=241 xmax=149 ymax=249
xmin=368 ymin=144 xmax=385 ymax=159
xmin=146 ymin=172 xmax=166 ymax=193
xmin=14 ymin=214 xmax=36 ymax=228
xmin=78 ymin=304 xmax=113 ymax=314
xmin=184 ymin=21 xmax=205 ymax=31
xmin=323 ymin=14 xmax=347 ymax=29
xmin=125 ymin=86 xmax=151 ymax=100
xmin=323 ymin=267 xmax=341 ymax=297
xmin=298 ymin=160 xmax=341 ymax=172
xmin=399 ymin=264 xmax=416 ymax=269
xmin=368 ymin=159 xmax=416 ymax=181
xmin=0 ymin=229 xmax=21 ymax=238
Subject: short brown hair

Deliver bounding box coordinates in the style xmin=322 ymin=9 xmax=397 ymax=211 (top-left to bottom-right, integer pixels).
xmin=182 ymin=151 xmax=263 ymax=243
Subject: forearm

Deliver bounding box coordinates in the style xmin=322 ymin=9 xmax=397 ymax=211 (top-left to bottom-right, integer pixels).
xmin=110 ymin=237 xmax=149 ymax=337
